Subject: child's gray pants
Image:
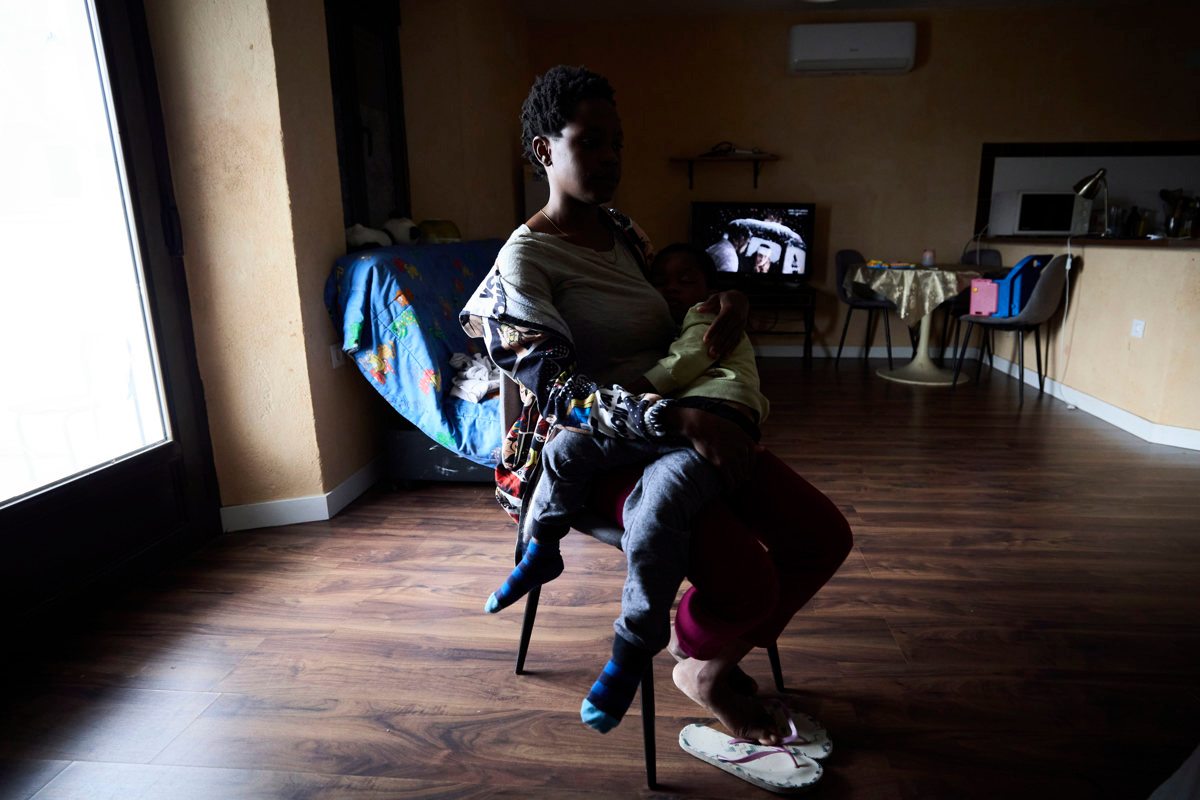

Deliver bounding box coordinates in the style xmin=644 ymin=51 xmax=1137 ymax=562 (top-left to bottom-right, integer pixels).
xmin=525 ymin=429 xmax=722 ymax=653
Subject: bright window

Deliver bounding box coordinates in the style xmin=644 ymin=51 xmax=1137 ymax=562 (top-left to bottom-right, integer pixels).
xmin=0 ymin=1 xmax=168 ymax=505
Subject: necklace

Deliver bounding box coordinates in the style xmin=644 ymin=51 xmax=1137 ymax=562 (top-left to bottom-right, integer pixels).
xmin=538 ymin=208 xmax=569 ymax=237
xmin=539 ymin=208 xmax=618 ymax=263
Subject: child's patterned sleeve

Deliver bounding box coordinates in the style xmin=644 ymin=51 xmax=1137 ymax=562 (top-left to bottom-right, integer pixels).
xmin=481 ymin=316 xmax=655 ymax=440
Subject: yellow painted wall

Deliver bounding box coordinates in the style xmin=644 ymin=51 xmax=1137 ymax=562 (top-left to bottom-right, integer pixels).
xmin=267 ymin=0 xmax=381 ymax=493
xmin=989 ymin=244 xmax=1200 ymax=430
xmin=398 ymin=0 xmax=529 ymax=239
xmin=145 ymin=0 xmax=377 ymax=507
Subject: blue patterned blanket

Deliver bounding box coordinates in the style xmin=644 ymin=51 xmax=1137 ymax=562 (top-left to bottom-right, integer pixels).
xmin=325 ymin=241 xmax=503 ymax=467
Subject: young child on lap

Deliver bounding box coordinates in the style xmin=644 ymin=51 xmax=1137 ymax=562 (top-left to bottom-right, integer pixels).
xmin=485 ymin=243 xmax=769 ymax=734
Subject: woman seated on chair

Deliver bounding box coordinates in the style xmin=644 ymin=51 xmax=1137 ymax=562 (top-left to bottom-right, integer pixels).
xmin=460 ymin=65 xmax=853 ymax=745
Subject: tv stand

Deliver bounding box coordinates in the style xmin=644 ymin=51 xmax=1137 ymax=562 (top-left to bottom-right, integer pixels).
xmin=737 ymin=282 xmax=815 ymax=369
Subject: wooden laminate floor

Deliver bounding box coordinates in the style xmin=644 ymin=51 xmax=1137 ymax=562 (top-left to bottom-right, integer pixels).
xmin=3 ymin=359 xmax=1199 ymax=799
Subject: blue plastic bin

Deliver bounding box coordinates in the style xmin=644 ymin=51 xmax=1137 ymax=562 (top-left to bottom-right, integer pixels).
xmin=993 ymin=254 xmax=1052 ymax=318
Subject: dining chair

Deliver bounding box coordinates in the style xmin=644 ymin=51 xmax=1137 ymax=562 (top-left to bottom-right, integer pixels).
xmin=498 ymin=377 xmax=786 ymax=790
xmin=951 ymin=254 xmax=1071 ymax=403
xmin=834 ymin=249 xmax=900 ymax=368
xmin=936 ymin=247 xmax=1004 ymax=366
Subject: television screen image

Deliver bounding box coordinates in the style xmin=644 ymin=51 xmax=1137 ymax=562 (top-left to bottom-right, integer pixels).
xmin=690 ymin=202 xmax=815 ymax=280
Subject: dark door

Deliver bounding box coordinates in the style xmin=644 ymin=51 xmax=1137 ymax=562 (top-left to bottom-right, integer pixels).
xmin=325 ymin=0 xmax=411 ymax=228
xmin=0 ymin=0 xmax=219 ymax=617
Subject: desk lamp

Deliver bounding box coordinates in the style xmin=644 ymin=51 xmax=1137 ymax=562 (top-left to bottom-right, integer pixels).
xmin=1073 ymin=168 xmax=1109 ymax=237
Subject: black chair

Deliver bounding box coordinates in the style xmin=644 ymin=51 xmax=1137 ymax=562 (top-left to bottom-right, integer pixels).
xmin=499 ymin=380 xmax=785 ymax=790
xmin=937 ymin=248 xmax=1004 ymax=366
xmin=834 ymin=249 xmax=900 ymax=368
xmin=952 ymin=254 xmax=1071 ymax=403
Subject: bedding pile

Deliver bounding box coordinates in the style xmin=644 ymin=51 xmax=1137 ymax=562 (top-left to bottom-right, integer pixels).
xmin=325 ymin=240 xmax=505 ymax=467
xmin=448 ymin=352 xmax=500 ymax=403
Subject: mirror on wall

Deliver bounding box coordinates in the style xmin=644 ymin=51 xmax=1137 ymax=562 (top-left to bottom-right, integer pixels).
xmin=974 ymin=142 xmax=1200 ymax=239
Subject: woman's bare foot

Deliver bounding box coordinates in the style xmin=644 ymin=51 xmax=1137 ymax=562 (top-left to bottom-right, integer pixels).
xmin=672 ymin=658 xmax=781 ymax=745
xmin=667 ymin=627 xmax=758 ymax=695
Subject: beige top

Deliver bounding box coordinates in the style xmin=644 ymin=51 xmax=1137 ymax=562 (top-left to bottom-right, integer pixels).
xmin=492 ymin=225 xmax=677 ymax=388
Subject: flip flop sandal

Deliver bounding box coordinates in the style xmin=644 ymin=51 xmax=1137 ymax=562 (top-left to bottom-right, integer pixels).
xmin=765 ymin=699 xmax=833 ymax=761
xmin=679 ymin=724 xmax=823 ymax=794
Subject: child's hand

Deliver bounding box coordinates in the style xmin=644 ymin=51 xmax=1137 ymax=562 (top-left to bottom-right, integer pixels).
xmin=698 ymin=290 xmax=749 ymax=359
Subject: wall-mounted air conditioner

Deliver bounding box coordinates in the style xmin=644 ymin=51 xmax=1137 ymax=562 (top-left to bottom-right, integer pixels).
xmin=788 ymin=22 xmax=917 ymax=75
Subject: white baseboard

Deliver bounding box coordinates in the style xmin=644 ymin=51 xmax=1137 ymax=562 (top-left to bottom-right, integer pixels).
xmin=219 ymin=458 xmax=382 ymax=532
xmin=753 ymin=344 xmax=1199 ymax=452
xmin=984 ymin=355 xmax=1200 ymax=452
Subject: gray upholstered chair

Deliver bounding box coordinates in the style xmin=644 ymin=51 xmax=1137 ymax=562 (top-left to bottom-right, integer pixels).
xmin=951 ymin=254 xmax=1071 ymax=403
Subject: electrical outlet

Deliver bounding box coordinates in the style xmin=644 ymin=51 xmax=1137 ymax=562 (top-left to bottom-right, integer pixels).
xmin=330 ymin=344 xmax=347 ymax=368
xmin=1130 ymin=319 xmax=1146 ymax=339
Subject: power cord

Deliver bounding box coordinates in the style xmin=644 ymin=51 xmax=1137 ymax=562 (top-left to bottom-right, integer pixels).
xmin=1057 ymin=235 xmax=1077 ymax=408
xmin=959 ymin=223 xmax=989 ymax=264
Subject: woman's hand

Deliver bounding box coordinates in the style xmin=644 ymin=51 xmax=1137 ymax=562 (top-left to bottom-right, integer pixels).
xmin=697 ymin=290 xmax=750 ymax=359
xmin=664 ymin=406 xmax=760 ymax=489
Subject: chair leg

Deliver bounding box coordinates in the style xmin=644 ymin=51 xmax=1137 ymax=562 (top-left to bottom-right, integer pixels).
xmin=882 ymin=310 xmax=894 ymax=369
xmin=975 ymin=328 xmax=987 ymax=382
xmin=936 ymin=309 xmax=945 ymax=367
xmin=862 ymin=309 xmax=875 ymax=363
xmin=640 ymin=664 xmax=657 ymax=789
xmin=515 ymin=585 xmax=541 ymax=675
xmin=766 ymin=642 xmax=785 ymax=694
xmin=1034 ymin=326 xmax=1045 ymax=394
xmin=938 ymin=308 xmax=951 ymax=366
xmin=835 ymin=307 xmax=853 ymax=367
xmin=952 ymin=320 xmax=972 ymax=389
xmin=803 ymin=303 xmax=814 ymax=371
xmin=948 ymin=317 xmax=961 ymax=367
xmin=1017 ymin=330 xmax=1025 ymax=405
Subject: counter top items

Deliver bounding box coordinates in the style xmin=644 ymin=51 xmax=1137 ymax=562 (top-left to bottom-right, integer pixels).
xmin=1074 ymin=168 xmax=1110 ymax=236
xmin=1161 ymin=188 xmax=1198 ymax=238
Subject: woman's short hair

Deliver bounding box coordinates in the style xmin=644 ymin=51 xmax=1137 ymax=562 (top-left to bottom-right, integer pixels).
xmin=521 ymin=65 xmax=615 ymax=177
xmin=652 ymin=243 xmax=719 ymax=289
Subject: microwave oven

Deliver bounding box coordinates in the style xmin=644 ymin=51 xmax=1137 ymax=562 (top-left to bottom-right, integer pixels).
xmin=988 ymin=191 xmax=1092 ymax=236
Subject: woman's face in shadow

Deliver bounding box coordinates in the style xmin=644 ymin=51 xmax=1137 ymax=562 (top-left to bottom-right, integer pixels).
xmin=537 ymin=98 xmax=623 ymax=205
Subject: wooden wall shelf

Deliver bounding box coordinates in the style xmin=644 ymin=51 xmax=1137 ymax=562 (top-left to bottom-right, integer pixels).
xmin=669 ymin=153 xmax=779 ymax=189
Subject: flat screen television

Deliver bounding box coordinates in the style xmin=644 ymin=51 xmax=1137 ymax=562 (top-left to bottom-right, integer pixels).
xmin=690 ymin=202 xmax=815 ymax=285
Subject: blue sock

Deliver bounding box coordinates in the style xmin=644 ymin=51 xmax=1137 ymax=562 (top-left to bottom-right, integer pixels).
xmin=581 ymin=634 xmax=652 ymax=733
xmin=484 ymin=538 xmax=563 ymax=613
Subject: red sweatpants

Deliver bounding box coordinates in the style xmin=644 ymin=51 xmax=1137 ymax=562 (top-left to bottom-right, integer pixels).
xmin=593 ymin=449 xmax=853 ymax=661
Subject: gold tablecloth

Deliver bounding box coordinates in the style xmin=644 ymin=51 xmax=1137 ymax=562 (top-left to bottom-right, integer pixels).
xmin=845 ymin=266 xmax=980 ymax=324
